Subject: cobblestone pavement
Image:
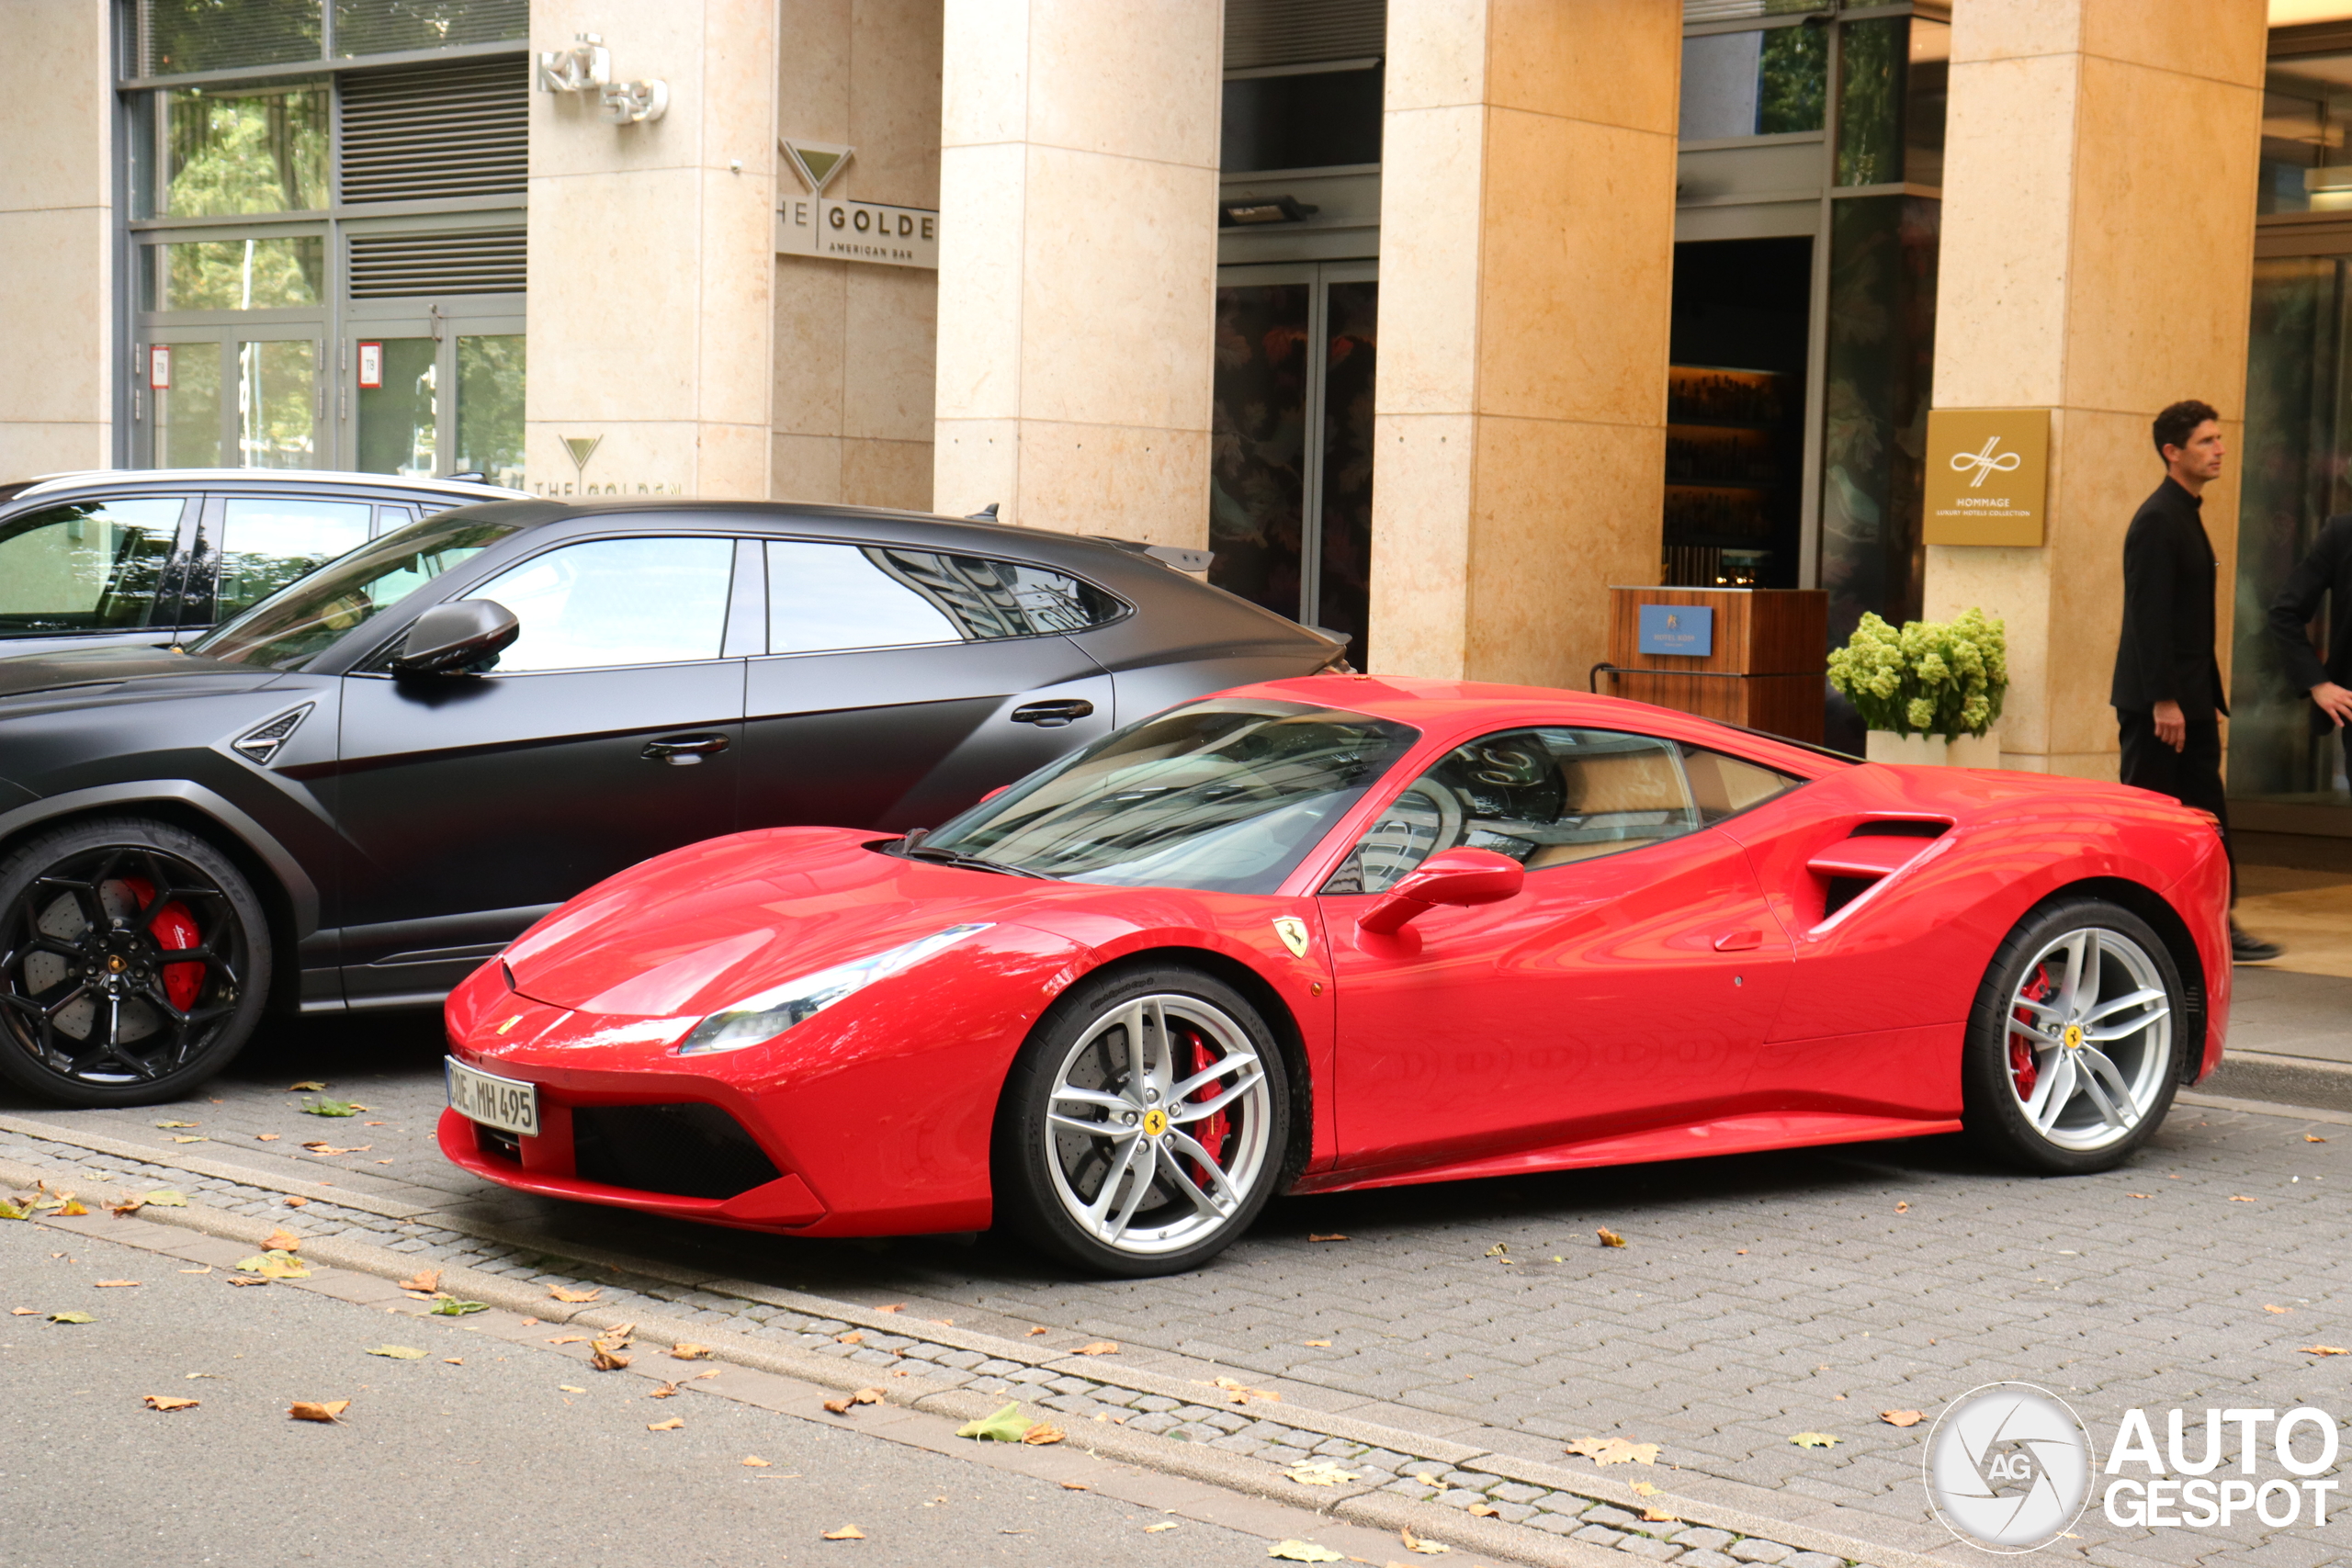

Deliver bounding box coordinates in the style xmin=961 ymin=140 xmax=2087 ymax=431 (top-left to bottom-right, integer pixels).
xmin=5 ymin=1010 xmax=2351 ymax=1568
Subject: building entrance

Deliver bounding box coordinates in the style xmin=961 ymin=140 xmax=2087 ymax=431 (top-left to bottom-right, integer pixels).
xmin=1207 ymin=262 xmax=1377 ymax=663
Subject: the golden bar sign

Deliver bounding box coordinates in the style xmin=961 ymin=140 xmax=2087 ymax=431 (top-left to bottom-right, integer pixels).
xmin=1924 ymin=408 xmax=2049 ymax=547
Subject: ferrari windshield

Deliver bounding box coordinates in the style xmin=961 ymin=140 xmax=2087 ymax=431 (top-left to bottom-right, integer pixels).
xmin=918 ymin=699 xmax=1418 ymax=894
xmin=188 ymin=513 xmax=523 ymax=670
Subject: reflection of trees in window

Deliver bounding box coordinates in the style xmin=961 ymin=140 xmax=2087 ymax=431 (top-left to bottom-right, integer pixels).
xmin=141 ymin=0 xmax=322 ymax=75
xmin=147 ymin=238 xmax=325 ymax=312
xmin=1758 ymin=25 xmax=1827 ymax=135
xmin=1836 ymin=19 xmax=1905 ymax=187
xmin=457 ymin=335 xmax=525 ymax=487
xmin=157 ymin=85 xmax=328 ymax=217
xmin=865 ymin=550 xmax=1111 ymax=640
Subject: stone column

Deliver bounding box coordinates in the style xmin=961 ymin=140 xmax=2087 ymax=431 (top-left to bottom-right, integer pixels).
xmin=525 ymin=0 xmax=775 ymax=499
xmin=0 ymin=0 xmax=112 ymax=473
xmin=1368 ymin=0 xmax=1680 ymax=684
xmin=932 ymin=0 xmax=1220 ymax=545
xmin=1924 ymin=1 xmax=2266 ymax=777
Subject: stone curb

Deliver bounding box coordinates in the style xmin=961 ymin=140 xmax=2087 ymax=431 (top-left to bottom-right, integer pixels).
xmin=2176 ymin=1089 xmax=2352 ymax=1127
xmin=0 ymin=1147 xmax=1945 ymax=1568
xmin=0 ymin=1111 xmax=430 ymax=1217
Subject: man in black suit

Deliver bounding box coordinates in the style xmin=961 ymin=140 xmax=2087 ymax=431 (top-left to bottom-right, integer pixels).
xmin=2266 ymin=513 xmax=2352 ymax=780
xmin=2111 ymin=399 xmax=2279 ymax=962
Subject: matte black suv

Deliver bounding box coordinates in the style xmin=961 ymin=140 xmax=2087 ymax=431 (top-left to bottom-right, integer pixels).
xmin=0 ymin=468 xmax=526 ymax=660
xmin=0 ymin=499 xmax=1346 ymax=1106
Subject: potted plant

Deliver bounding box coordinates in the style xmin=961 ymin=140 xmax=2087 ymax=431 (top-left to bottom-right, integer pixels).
xmin=1827 ymin=609 xmax=2007 ymax=768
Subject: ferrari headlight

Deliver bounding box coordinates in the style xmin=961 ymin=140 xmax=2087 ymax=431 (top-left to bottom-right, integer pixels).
xmin=673 ymin=923 xmax=992 ymax=1055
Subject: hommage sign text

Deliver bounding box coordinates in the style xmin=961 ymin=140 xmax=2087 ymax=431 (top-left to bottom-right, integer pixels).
xmin=1924 ymin=408 xmax=2050 ymax=547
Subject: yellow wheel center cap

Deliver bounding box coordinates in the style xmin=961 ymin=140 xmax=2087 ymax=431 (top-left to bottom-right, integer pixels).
xmin=107 ymin=955 xmax=126 ymax=972
xmin=1141 ymin=1108 xmax=1169 ymax=1137
xmin=2062 ymin=1024 xmax=2084 ymax=1051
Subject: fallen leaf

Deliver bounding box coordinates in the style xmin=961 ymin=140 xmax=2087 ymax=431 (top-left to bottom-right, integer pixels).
xmin=1791 ymin=1431 xmax=1840 ymax=1447
xmin=1212 ymin=1375 xmax=1279 ymax=1403
xmin=288 ymin=1080 xmax=326 ymax=1090
xmin=302 ymin=1099 xmax=360 ymax=1117
xmin=1882 ymin=1410 xmax=1925 ymax=1427
xmin=225 ymin=1276 xmax=269 ymax=1288
xmin=741 ymin=1455 xmax=772 ymax=1467
xmin=647 ymin=1416 xmax=684 ymax=1431
xmin=396 ymin=1269 xmax=441 ymax=1293
xmin=1074 ymin=1341 xmax=1119 ymax=1355
xmin=444 ymin=1358 xmax=463 ymax=1365
xmin=289 ymin=1400 xmax=351 ymax=1422
xmin=107 ymin=1199 xmax=144 ymax=1217
xmin=232 ymin=1250 xmax=308 ymax=1280
xmin=1027 ymin=1325 xmax=1048 ymax=1337
xmin=2308 ymin=1134 xmax=2329 ymax=1143
xmin=835 ymin=1331 xmax=865 ymax=1344
xmin=92 ymin=1280 xmax=140 ymax=1289
xmin=432 ymin=1299 xmax=487 ymax=1316
xmin=57 ymin=1198 xmax=90 ymax=1213
xmin=822 ymin=1387 xmax=885 ymax=1415
xmin=366 ymin=1346 xmax=427 ymax=1359
xmin=142 ymin=1395 xmax=199 ymax=1412
xmin=1630 ymin=1481 xmax=1659 ymax=1496
xmin=155 ymin=1120 xmax=198 ymax=1129
xmin=648 ymin=1382 xmax=681 ymax=1399
xmin=2231 ymin=1195 xmax=2256 ymax=1202
xmin=1398 ymin=1526 xmax=1449 ymax=1554
xmin=1308 ymin=1233 xmax=1348 ymax=1242
xmin=262 ymin=1227 xmax=302 ymax=1251
xmin=364 ymin=1121 xmax=385 ymax=1126
xmin=49 ymin=1312 xmax=95 ymax=1324
xmin=559 ymin=1384 xmax=587 ymax=1393
xmin=255 ymin=1134 xmax=281 ymax=1142
xmin=667 ymin=1342 xmax=714 ymax=1359
xmin=1894 ymin=1201 xmax=1910 ymax=1213
xmin=1565 ymin=1437 xmax=1658 ymax=1465
xmin=168 ymin=1137 xmax=207 ymax=1145
xmin=9 ymin=1307 xmax=35 ymax=1315
xmin=1466 ymin=1504 xmax=1498 ymax=1517
xmin=284 ymin=1196 xmax=310 ymax=1208
xmin=300 ymin=1143 xmax=368 ymax=1156
xmin=1483 ymin=1243 xmax=1509 ymax=1257
xmin=141 ymin=1190 xmax=187 ymax=1207
xmin=820 ymin=1525 xmax=864 ymax=1540
xmin=2267 ymin=1304 xmax=2292 ymax=1314
xmin=956 ymin=1402 xmax=1035 ymax=1441
xmin=1597 ymin=1227 xmax=1627 ymax=1247
xmin=2302 ymin=1346 xmax=2352 ymax=1356
xmin=1022 ymin=1423 xmax=1066 ymax=1445
xmin=1144 ymin=1522 xmax=1180 ymax=1533
xmin=1304 ymin=1339 xmax=1332 ymax=1347
xmin=1060 ymin=1481 xmax=1089 ymax=1491
xmin=1286 ymin=1461 xmax=1358 ymax=1486
xmin=590 ymin=1345 xmax=632 ymax=1371
xmin=178 ymin=1267 xmax=212 ymax=1275
xmin=0 ymin=1201 xmax=25 ymax=1220
xmin=2129 ymin=1193 xmax=2154 ymax=1199
xmin=548 ymin=1284 xmax=600 ymax=1303
xmin=1269 ymin=1543 xmax=1344 ymax=1562
xmin=547 ymin=1336 xmax=589 ymax=1345
xmin=876 ymin=1303 xmax=904 ymax=1313
xmin=1641 ymin=1506 xmax=1677 ymax=1523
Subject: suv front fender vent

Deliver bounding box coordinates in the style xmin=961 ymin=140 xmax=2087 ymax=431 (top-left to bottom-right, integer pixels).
xmin=232 ymin=704 xmax=314 ymax=766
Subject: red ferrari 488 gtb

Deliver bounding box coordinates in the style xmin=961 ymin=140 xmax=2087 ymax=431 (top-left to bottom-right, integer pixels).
xmin=442 ymin=677 xmax=2230 ymax=1277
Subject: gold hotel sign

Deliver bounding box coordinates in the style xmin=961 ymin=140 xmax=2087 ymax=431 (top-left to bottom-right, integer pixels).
xmin=1923 ymin=408 xmax=2050 ymax=547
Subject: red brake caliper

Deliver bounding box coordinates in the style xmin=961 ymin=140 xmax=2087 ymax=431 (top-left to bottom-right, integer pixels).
xmin=116 ymin=876 xmax=204 ymax=1010
xmin=2008 ymin=965 xmax=2051 ymax=1099
xmin=1177 ymin=1025 xmax=1229 ymax=1184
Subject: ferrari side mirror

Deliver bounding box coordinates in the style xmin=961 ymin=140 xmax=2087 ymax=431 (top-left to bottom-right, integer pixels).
xmin=1358 ymin=847 xmax=1524 ymax=935
xmin=391 ymin=600 xmax=519 ymax=677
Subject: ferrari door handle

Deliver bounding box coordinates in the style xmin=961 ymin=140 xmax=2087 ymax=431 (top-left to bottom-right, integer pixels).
xmin=642 ymin=733 xmax=730 ymax=765
xmin=1011 ymin=698 xmax=1095 ymax=728
xmin=1713 ymin=929 xmax=1764 ymax=952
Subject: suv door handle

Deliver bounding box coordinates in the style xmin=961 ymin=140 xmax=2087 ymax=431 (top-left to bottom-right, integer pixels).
xmin=642 ymin=733 xmax=730 ymax=765
xmin=1713 ymin=929 xmax=1764 ymax=952
xmin=1010 ymin=699 xmax=1095 ymax=728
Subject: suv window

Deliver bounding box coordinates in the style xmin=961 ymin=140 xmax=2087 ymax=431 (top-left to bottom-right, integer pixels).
xmin=213 ymin=497 xmax=373 ymax=621
xmin=469 ymin=536 xmax=735 ymax=672
xmin=1324 ymin=728 xmax=1805 ymax=894
xmin=0 ymin=497 xmax=187 ymax=638
xmin=765 ymin=540 xmax=1124 ymax=654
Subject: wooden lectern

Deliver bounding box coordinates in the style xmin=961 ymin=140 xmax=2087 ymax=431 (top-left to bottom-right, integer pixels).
xmin=1598 ymin=586 xmax=1827 ymax=743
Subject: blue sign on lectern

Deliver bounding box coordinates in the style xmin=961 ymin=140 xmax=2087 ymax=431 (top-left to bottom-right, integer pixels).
xmin=1637 ymin=604 xmax=1713 ymax=657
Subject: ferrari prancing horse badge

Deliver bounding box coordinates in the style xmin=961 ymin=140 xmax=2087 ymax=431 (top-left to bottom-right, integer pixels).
xmin=1272 ymin=917 xmax=1311 ymax=958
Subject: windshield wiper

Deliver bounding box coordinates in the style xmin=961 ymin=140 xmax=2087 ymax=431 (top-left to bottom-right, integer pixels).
xmin=899 ymin=843 xmax=1054 ymax=879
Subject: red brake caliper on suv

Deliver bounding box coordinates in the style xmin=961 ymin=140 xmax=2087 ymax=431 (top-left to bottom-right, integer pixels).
xmin=2008 ymin=964 xmax=2052 ymax=1099
xmin=116 ymin=876 xmax=204 ymax=1010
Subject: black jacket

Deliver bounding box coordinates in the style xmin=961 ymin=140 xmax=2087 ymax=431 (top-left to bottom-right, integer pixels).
xmin=2111 ymin=476 xmax=2227 ymax=720
xmin=2267 ymin=513 xmax=2352 ymax=735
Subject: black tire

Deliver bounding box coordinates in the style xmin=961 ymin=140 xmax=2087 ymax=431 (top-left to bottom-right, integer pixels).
xmin=0 ymin=816 xmax=272 ymax=1108
xmin=995 ymin=965 xmax=1291 ymax=1278
xmin=1961 ymin=896 xmax=2183 ymax=1174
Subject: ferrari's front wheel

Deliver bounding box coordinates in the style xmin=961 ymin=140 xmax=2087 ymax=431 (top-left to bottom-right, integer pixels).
xmin=997 ymin=966 xmax=1290 ymax=1277
xmin=1962 ymin=897 xmax=2183 ymax=1174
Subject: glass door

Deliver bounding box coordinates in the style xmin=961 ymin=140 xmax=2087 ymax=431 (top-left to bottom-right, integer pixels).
xmin=340 ymin=310 xmax=524 ymax=488
xmin=232 ymin=329 xmax=324 ymax=468
xmin=142 ymin=335 xmax=229 ymax=468
xmin=1207 ymin=261 xmax=1378 ymax=662
xmin=138 ymin=329 xmax=322 ymax=470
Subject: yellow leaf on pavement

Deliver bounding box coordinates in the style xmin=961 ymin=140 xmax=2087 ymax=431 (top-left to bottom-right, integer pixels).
xmin=1791 ymin=1431 xmax=1840 ymax=1448
xmin=820 ymin=1525 xmax=865 ymax=1540
xmin=396 ymin=1269 xmax=441 ymax=1292
xmin=1269 ymin=1542 xmax=1344 ymax=1562
xmin=1398 ymin=1525 xmax=1449 ymax=1553
xmin=647 ymin=1416 xmax=684 ymax=1431
xmin=1597 ymin=1227 xmax=1627 ymax=1247
xmin=1565 ymin=1437 xmax=1658 ymax=1465
xmin=2301 ymin=1346 xmax=2351 ymax=1356
xmin=1021 ymin=1423 xmax=1065 ymax=1446
xmin=289 ymin=1400 xmax=350 ymax=1422
xmin=1074 ymin=1341 xmax=1119 ymax=1355
xmin=56 ymin=1199 xmax=90 ymax=1214
xmin=366 ymin=1346 xmax=427 ymax=1359
xmin=548 ymin=1284 xmax=599 ymax=1303
xmin=141 ymin=1191 xmax=187 ymax=1207
xmin=1285 ymin=1461 xmax=1357 ymax=1486
xmin=261 ymin=1228 xmax=301 ymax=1251
xmin=1881 ymin=1410 xmax=1925 ymax=1427
xmin=741 ymin=1455 xmax=772 ymax=1467
xmin=92 ymin=1280 xmax=140 ymax=1289
xmin=142 ymin=1395 xmax=200 ymax=1412
xmin=671 ymin=1342 xmax=713 ymax=1359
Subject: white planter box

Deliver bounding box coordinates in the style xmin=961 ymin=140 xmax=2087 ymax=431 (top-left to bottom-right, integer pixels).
xmin=1865 ymin=728 xmax=2001 ymax=769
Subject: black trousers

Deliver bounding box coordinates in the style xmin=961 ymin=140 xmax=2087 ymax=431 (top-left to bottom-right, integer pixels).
xmin=2117 ymin=708 xmax=2235 ymax=904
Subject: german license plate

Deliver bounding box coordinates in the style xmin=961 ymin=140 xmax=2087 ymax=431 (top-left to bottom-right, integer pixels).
xmin=447 ymin=1057 xmax=539 ymax=1137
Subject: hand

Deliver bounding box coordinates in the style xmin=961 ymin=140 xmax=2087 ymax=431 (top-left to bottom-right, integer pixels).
xmin=2315 ymin=682 xmax=2352 ymax=729
xmin=2153 ymin=700 xmax=2187 ymax=751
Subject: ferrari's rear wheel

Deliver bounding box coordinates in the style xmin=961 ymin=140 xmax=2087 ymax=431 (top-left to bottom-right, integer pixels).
xmin=997 ymin=967 xmax=1290 ymax=1277
xmin=1962 ymin=897 xmax=2181 ymax=1174
xmin=0 ymin=818 xmax=271 ymax=1108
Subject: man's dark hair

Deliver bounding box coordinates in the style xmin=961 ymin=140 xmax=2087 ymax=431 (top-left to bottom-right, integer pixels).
xmin=2154 ymin=399 xmax=2220 ymax=457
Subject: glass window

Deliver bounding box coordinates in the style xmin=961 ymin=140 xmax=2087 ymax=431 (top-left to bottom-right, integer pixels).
xmin=191 ymin=513 xmax=520 ymax=670
xmin=1323 ymin=729 xmax=1804 ymax=894
xmin=153 ymin=342 xmax=222 ymax=468
xmin=236 ymin=340 xmax=319 ymax=468
xmin=137 ymin=0 xmax=323 ymax=76
xmin=141 ymin=83 xmax=329 ymax=219
xmin=455 ymin=334 xmax=525 ymax=489
xmin=143 ymin=238 xmax=325 ymax=311
xmin=2261 ymin=53 xmax=2352 ymax=216
xmin=1835 ymin=17 xmax=1905 ymax=187
xmin=1679 ymin=25 xmax=1826 ymax=141
xmin=766 ymin=542 xmax=1121 ymax=653
xmin=213 ymin=498 xmax=372 ymax=621
xmin=0 ymin=499 xmax=187 ymax=639
xmin=471 ymin=536 xmax=734 ymax=672
xmin=922 ymin=699 xmax=1419 ymax=895
xmin=1220 ymin=64 xmax=1384 ymax=174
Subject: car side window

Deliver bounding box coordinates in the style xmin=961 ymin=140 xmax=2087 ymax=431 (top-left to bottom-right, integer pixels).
xmin=1322 ymin=728 xmax=1804 ymax=894
xmin=765 ymin=539 xmax=1125 ymax=655
xmin=213 ymin=497 xmax=374 ymax=621
xmin=0 ymin=497 xmax=187 ymax=638
xmin=467 ymin=536 xmax=735 ymax=672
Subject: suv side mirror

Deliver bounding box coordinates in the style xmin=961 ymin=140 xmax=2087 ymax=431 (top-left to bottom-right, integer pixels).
xmin=1359 ymin=847 xmax=1524 ymax=935
xmin=391 ymin=600 xmax=519 ymax=677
